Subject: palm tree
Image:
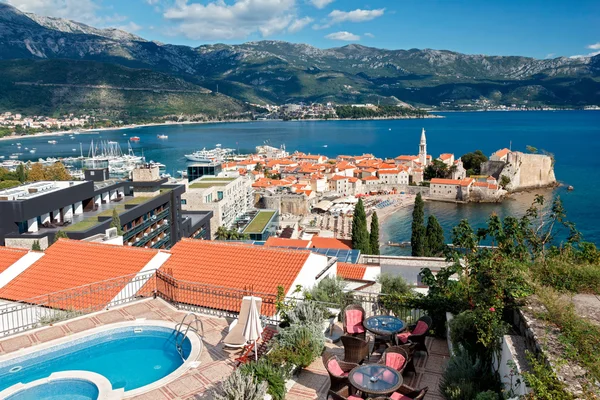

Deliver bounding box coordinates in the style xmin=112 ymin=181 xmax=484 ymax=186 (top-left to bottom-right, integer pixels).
xmin=216 ymin=226 xmax=229 ymax=240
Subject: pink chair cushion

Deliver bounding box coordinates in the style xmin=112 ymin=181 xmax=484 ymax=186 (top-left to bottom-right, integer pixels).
xmin=412 ymin=321 xmax=429 ymax=335
xmin=396 ymin=332 xmax=410 ymax=343
xmin=348 ymin=397 xmax=363 ymax=400
xmin=327 ymin=359 xmax=348 ymax=377
xmin=391 ymin=393 xmax=411 ymax=400
xmin=381 ymin=369 xmax=396 ymax=384
xmin=345 ymin=310 xmax=365 ymax=334
xmin=385 ymin=352 xmax=406 ymax=370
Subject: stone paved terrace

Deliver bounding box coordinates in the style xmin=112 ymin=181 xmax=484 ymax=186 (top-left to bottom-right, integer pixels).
xmin=0 ymin=298 xmax=449 ymax=399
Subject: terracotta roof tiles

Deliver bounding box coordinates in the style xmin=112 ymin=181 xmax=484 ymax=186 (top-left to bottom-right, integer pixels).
xmin=337 ymin=263 xmax=367 ymax=281
xmin=0 ymin=247 xmax=29 ymax=274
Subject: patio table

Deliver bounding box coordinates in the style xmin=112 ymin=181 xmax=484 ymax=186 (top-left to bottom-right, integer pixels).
xmin=348 ymin=364 xmax=403 ymax=397
xmin=363 ymin=315 xmax=405 ymax=337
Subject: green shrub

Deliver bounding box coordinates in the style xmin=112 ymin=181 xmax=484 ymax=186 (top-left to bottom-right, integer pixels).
xmin=268 ymin=323 xmax=325 ymax=368
xmin=440 ymin=346 xmax=500 ymax=400
xmin=449 ymin=311 xmax=480 ymax=356
xmin=378 ymin=273 xmax=411 ymax=296
xmin=213 ymin=369 xmax=267 ymax=400
xmin=475 ymin=391 xmax=499 ymax=400
xmin=287 ymin=301 xmax=327 ymax=326
xmin=240 ymin=359 xmax=287 ymax=400
xmin=521 ymin=352 xmax=573 ymax=400
xmin=305 ymin=276 xmax=354 ymax=308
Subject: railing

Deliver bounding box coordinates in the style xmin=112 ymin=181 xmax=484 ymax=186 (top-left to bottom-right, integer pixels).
xmin=123 ymin=208 xmax=170 ymax=240
xmin=0 ymin=271 xmax=156 ymax=337
xmin=0 ymin=270 xmax=423 ymax=338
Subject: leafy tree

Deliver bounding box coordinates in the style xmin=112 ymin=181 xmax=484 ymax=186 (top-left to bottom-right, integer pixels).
xmin=369 ymin=211 xmax=380 ymax=255
xmin=254 ymin=163 xmax=264 ymax=172
xmin=351 ymin=199 xmax=370 ymax=253
xmin=499 ymin=175 xmax=511 ymax=189
xmin=110 ymin=209 xmax=124 ymax=235
xmin=16 ymin=164 xmax=26 ymax=183
xmin=411 ymin=193 xmax=426 ymax=256
xmin=31 ymin=240 xmax=41 ymax=251
xmin=378 ymin=273 xmax=410 ymax=296
xmin=460 ymin=150 xmax=488 ymax=175
xmin=425 ymin=215 xmax=445 ymax=257
xmin=53 ymin=230 xmax=69 ymax=243
xmin=216 ymin=226 xmax=229 ymax=240
xmin=45 ymin=162 xmax=72 ymax=181
xmin=424 ymin=159 xmax=450 ymax=180
xmin=0 ymin=180 xmax=20 ymax=189
xmin=27 ymin=163 xmax=46 ymax=181
xmin=526 ymin=145 xmax=538 ymax=154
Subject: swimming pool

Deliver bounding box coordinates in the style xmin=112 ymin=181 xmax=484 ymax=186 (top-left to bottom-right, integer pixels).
xmin=5 ymin=378 xmax=100 ymax=400
xmin=0 ymin=323 xmax=199 ymax=397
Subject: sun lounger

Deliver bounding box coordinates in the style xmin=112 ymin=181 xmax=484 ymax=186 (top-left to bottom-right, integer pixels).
xmin=223 ymin=296 xmax=262 ymax=348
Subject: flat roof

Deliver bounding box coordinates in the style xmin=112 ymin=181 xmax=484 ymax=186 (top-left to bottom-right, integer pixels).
xmin=243 ymin=210 xmax=276 ymax=234
xmin=0 ymin=181 xmax=85 ymax=201
xmin=189 ymin=182 xmax=229 ymax=189
xmin=199 ymin=177 xmax=236 ymax=182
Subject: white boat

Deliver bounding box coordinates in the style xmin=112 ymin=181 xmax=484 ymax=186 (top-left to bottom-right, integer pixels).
xmin=157 ymin=134 xmax=168 ymax=139
xmin=184 ymin=144 xmax=234 ymax=163
xmin=0 ymin=156 xmax=4 ymax=159
xmin=48 ymin=140 xmax=57 ymax=144
xmin=9 ymin=154 xmax=18 ymax=159
xmin=29 ymin=149 xmax=36 ymax=154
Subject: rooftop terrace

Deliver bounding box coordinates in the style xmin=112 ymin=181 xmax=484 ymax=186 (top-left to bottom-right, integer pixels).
xmin=242 ymin=210 xmax=276 ymax=234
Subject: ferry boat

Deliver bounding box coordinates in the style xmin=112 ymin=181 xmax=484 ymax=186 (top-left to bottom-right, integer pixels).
xmin=157 ymin=134 xmax=168 ymax=139
xmin=184 ymin=144 xmax=234 ymax=163
xmin=130 ymin=136 xmax=140 ymax=142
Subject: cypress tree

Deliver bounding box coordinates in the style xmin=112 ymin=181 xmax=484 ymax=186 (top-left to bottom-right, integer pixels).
xmin=369 ymin=211 xmax=380 ymax=255
xmin=411 ymin=193 xmax=425 ymax=256
xmin=110 ymin=209 xmax=124 ymax=235
xmin=16 ymin=164 xmax=26 ymax=183
xmin=424 ymin=214 xmax=445 ymax=257
xmin=53 ymin=230 xmax=68 ymax=243
xmin=351 ymin=198 xmax=370 ymax=253
xmin=31 ymin=240 xmax=41 ymax=251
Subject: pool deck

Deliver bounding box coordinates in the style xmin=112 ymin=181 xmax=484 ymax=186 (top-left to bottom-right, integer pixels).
xmin=0 ymin=298 xmax=449 ymax=399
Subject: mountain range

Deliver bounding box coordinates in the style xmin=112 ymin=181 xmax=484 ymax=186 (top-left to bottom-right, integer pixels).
xmin=0 ymin=3 xmax=599 ymax=118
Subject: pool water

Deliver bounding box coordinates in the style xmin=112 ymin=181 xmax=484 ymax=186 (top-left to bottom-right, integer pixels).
xmin=6 ymin=379 xmax=99 ymax=400
xmin=0 ymin=326 xmax=191 ymax=392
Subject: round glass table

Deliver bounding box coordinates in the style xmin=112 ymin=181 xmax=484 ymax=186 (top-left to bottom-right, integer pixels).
xmin=363 ymin=315 xmax=405 ymax=336
xmin=348 ymin=364 xmax=403 ymax=397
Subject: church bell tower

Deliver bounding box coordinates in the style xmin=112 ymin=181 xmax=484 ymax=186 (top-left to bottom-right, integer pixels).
xmin=419 ymin=128 xmax=427 ymax=166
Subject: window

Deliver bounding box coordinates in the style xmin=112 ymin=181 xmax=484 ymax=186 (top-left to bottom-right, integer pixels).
xmin=181 ymin=199 xmax=187 ymax=205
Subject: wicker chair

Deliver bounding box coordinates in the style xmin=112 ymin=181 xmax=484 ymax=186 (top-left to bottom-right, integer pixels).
xmin=328 ymin=388 xmax=390 ymax=400
xmin=341 ymin=335 xmax=371 ymax=364
xmin=395 ymin=316 xmax=432 ymax=355
xmin=389 ymin=385 xmax=429 ymax=400
xmin=342 ymin=304 xmax=367 ymax=340
xmin=323 ymin=352 xmax=358 ymax=392
xmin=377 ymin=346 xmax=416 ymax=375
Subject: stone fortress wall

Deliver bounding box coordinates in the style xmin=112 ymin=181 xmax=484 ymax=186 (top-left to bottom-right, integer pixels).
xmin=482 ymin=151 xmax=556 ymax=192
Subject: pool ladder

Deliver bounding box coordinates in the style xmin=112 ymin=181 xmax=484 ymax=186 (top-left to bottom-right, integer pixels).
xmin=174 ymin=312 xmax=204 ymax=361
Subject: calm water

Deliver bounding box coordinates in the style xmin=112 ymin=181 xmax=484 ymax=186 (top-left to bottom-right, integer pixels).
xmin=1 ymin=111 xmax=599 ymax=253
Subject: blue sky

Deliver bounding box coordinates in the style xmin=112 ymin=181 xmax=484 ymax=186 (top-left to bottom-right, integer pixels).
xmin=5 ymin=0 xmax=600 ymax=59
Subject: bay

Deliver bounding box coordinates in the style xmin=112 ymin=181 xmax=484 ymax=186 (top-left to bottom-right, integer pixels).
xmin=1 ymin=111 xmax=599 ymax=252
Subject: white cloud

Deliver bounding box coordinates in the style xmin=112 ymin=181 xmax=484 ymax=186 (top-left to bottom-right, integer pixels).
xmin=288 ymin=16 xmax=313 ymax=33
xmin=325 ymin=31 xmax=359 ymax=41
xmin=314 ymin=8 xmax=385 ymax=29
xmin=309 ymin=0 xmax=334 ymax=9
xmin=545 ymin=53 xmax=555 ymax=59
xmin=328 ymin=8 xmax=385 ymax=24
xmin=587 ymin=42 xmax=600 ymax=50
xmin=364 ymin=32 xmax=375 ymax=38
xmin=163 ymin=0 xmax=298 ymax=40
xmin=5 ymin=0 xmax=129 ymax=27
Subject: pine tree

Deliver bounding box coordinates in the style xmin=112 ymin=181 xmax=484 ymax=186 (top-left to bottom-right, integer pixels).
xmin=369 ymin=211 xmax=380 ymax=255
xmin=424 ymin=215 xmax=445 ymax=257
xmin=110 ymin=209 xmax=124 ymax=235
xmin=411 ymin=193 xmax=426 ymax=256
xmin=53 ymin=230 xmax=69 ymax=243
xmin=16 ymin=164 xmax=26 ymax=183
xmin=351 ymin=199 xmax=370 ymax=253
xmin=31 ymin=240 xmax=41 ymax=251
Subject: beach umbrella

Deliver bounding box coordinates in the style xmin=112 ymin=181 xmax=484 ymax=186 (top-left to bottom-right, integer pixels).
xmin=243 ymin=296 xmax=263 ymax=360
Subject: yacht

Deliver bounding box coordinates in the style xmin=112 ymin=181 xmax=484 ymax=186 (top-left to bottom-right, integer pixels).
xmin=184 ymin=144 xmax=234 ymax=163
xmin=48 ymin=140 xmax=58 ymax=144
xmin=157 ymin=134 xmax=168 ymax=139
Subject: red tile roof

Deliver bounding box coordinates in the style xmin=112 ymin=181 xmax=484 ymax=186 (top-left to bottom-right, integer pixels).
xmin=431 ymin=178 xmax=462 ymax=185
xmin=0 ymin=240 xmax=159 ymax=310
xmin=439 ymin=153 xmax=453 ymax=160
xmin=310 ymin=236 xmax=352 ymax=250
xmin=0 ymin=247 xmax=28 ymax=274
xmin=264 ymin=237 xmax=311 ymax=248
xmin=337 ymin=263 xmax=367 ymax=281
xmin=494 ymin=148 xmax=510 ymax=158
xmin=161 ymin=240 xmax=311 ymax=313
xmin=362 ymin=176 xmax=380 ymax=181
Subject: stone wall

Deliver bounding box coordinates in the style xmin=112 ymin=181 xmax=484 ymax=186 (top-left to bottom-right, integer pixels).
xmin=259 ymin=193 xmax=316 ymax=216
xmin=480 ymin=160 xmax=507 ymax=179
xmin=500 ymin=152 xmax=556 ymax=192
xmin=5 ymin=236 xmax=49 ymax=250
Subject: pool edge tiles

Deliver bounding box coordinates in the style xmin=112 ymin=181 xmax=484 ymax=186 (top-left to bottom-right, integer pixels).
xmin=0 ymin=371 xmax=120 ymax=400
xmin=0 ymin=321 xmax=203 ymax=399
